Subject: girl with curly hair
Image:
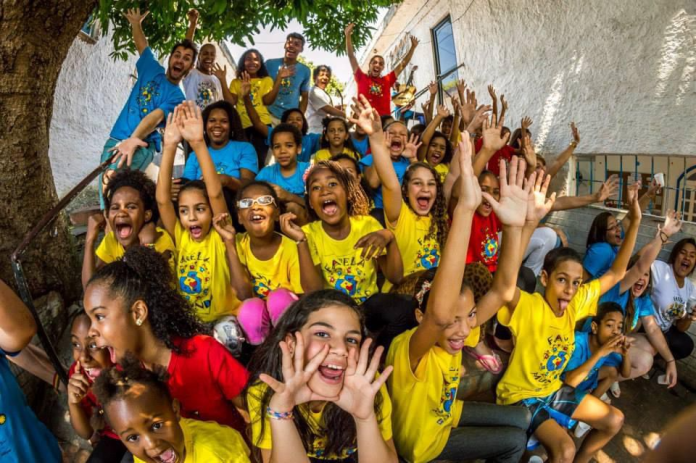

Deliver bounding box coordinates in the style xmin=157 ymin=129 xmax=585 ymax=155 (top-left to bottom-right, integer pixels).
xmin=84 ymin=245 xmax=249 ymax=433
xmin=350 ymin=95 xmax=448 ymax=292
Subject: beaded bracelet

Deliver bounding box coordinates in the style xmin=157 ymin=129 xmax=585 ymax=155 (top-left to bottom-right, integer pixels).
xmin=266 ymin=407 xmax=294 ymax=420
xmin=660 ymin=231 xmax=669 ymax=244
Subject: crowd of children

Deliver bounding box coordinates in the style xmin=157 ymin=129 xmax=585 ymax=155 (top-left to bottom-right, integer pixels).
xmin=2 ymin=8 xmax=695 ymax=463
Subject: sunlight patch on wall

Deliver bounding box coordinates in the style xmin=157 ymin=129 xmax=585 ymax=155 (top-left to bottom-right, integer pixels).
xmin=654 ymin=9 xmax=696 ymax=104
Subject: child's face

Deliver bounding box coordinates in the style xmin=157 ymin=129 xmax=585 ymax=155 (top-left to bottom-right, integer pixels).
xmin=272 ymin=132 xmax=301 ymax=168
xmin=386 ymin=123 xmax=408 ymax=159
xmin=197 ymin=44 xmax=216 ymax=73
xmin=674 ymin=243 xmax=696 ymax=279
xmin=205 ymin=108 xmax=230 ymax=147
xmin=325 ymin=120 xmax=349 ymax=148
xmin=237 ymin=185 xmax=278 ymax=238
xmin=244 ymin=51 xmax=261 ymax=75
xmin=441 ymin=119 xmax=453 ymax=137
xmin=288 ymin=305 xmax=362 ymax=399
xmin=420 ymin=287 xmax=477 ymax=355
xmin=106 ymin=387 xmax=185 ymax=463
xmin=631 ymin=269 xmax=650 ymax=298
xmin=84 ymin=283 xmax=140 ymax=364
xmin=541 ymin=260 xmax=584 ymax=317
xmin=178 ymin=188 xmax=212 ymax=242
xmin=593 ymin=312 xmax=624 ymax=345
xmin=605 ymin=215 xmax=623 ymax=246
xmin=335 ymin=159 xmax=359 ymax=182
xmin=406 ymin=166 xmax=437 ymax=216
xmin=307 ymin=168 xmax=348 ymax=226
xmin=285 ymin=111 xmax=304 ymax=132
xmin=71 ymin=315 xmax=111 ymax=380
xmin=108 ymin=186 xmax=151 ymax=249
xmin=426 ymin=136 xmax=447 ymax=166
xmin=477 ymin=175 xmax=500 ymax=217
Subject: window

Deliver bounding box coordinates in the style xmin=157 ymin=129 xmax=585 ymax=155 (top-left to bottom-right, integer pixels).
xmin=78 ymin=14 xmax=100 ymax=43
xmin=431 ymin=16 xmax=458 ymax=102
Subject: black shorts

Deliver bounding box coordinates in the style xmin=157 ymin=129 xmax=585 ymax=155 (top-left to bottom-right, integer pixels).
xmin=516 ymin=385 xmax=586 ymax=433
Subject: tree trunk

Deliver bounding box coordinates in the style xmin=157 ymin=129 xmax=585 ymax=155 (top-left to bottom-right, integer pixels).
xmin=0 ymin=1 xmax=96 ymax=298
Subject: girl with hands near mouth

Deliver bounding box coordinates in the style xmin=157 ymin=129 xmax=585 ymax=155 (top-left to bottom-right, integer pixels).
xmin=245 ymin=290 xmax=398 ymax=463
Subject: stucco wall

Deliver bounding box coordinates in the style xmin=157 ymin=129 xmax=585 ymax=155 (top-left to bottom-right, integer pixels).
xmin=359 ymin=0 xmax=696 ymax=159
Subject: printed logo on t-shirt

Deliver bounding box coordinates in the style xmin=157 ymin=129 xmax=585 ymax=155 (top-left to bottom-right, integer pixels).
xmin=252 ymin=274 xmax=276 ymax=299
xmin=433 ymin=367 xmax=460 ymax=425
xmin=369 ymin=82 xmax=383 ymax=97
xmin=196 ymin=81 xmax=217 ymax=109
xmin=533 ymin=334 xmax=572 ymax=386
xmin=663 ymin=298 xmax=686 ymax=323
xmin=480 ymin=232 xmax=499 ymax=263
xmin=325 ymin=257 xmax=369 ymax=302
xmin=178 ymin=254 xmax=212 ymax=314
xmin=137 ymin=81 xmax=161 ymax=115
xmin=415 ymin=240 xmax=440 ymax=270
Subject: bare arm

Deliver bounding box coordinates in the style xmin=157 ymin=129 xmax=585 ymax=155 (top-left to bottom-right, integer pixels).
xmin=82 ymin=214 xmax=106 ymax=289
xmin=212 ymin=215 xmax=254 ymax=300
xmin=417 ymin=105 xmax=449 ymax=161
xmin=299 ymin=91 xmax=309 ymax=113
xmin=363 ymin=165 xmax=381 ymax=189
xmin=377 ymin=231 xmax=404 ymax=285
xmin=545 ymin=122 xmax=580 ymax=179
xmin=264 ymin=67 xmax=293 ymax=106
xmin=212 ymin=64 xmax=237 ymax=105
xmin=551 ymin=174 xmax=619 ymax=211
xmin=279 ymin=213 xmax=323 ymax=293
xmin=622 ymin=179 xmax=660 ymax=231
xmin=0 ymin=279 xmax=37 ymax=353
xmin=564 ymin=336 xmax=622 ymax=387
xmin=344 ymin=23 xmax=360 ymax=73
xmin=156 ymin=114 xmax=181 ymax=240
xmin=393 ymin=36 xmax=420 ymax=77
xmin=124 ymin=9 xmax=149 ymax=55
xmin=185 ymin=8 xmax=199 ymax=42
xmin=7 ymin=344 xmax=64 ymax=392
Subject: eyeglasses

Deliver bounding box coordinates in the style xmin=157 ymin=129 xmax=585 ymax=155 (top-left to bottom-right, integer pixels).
xmin=237 ymin=195 xmax=276 ymax=209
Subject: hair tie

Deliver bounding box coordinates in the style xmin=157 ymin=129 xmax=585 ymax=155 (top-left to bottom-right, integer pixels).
xmin=415 ymin=280 xmax=432 ymax=308
xmin=116 ymin=377 xmax=129 ymax=387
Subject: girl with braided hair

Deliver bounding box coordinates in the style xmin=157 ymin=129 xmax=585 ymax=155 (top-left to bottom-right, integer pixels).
xmin=84 ymin=245 xmax=249 ymax=433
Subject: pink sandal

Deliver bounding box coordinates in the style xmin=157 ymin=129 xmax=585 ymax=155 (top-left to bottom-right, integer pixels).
xmin=464 ymin=347 xmax=503 ymax=374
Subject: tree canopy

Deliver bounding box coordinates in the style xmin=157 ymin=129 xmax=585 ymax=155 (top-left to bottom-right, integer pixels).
xmin=96 ymin=0 xmax=399 ymax=60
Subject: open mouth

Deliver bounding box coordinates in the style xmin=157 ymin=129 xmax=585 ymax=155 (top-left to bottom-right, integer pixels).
xmin=680 ymin=260 xmax=692 ymax=272
xmin=556 ymin=299 xmax=570 ymax=316
xmin=83 ymin=367 xmax=103 ymax=381
xmin=390 ymin=140 xmax=403 ymax=152
xmin=447 ymin=338 xmax=465 ymax=351
xmin=430 ymin=152 xmax=442 ymax=163
xmin=210 ymin=129 xmax=224 ymax=138
xmin=189 ymin=225 xmax=203 ymax=239
xmin=153 ymin=448 xmax=178 ymax=463
xmin=321 ymin=200 xmax=339 ymax=217
xmin=318 ymin=363 xmax=345 ymax=384
xmin=105 ymin=346 xmax=117 ymax=364
xmin=115 ymin=223 xmax=133 ymax=240
xmin=416 ymin=196 xmax=431 ymax=211
xmin=480 ymin=200 xmax=492 ymax=214
xmin=171 ymin=65 xmax=184 ymax=75
xmin=249 ymin=213 xmax=267 ymax=224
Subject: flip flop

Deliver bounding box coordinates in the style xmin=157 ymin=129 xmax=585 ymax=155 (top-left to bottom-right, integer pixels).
xmin=464 ymin=347 xmax=503 ymax=374
xmin=609 ymin=381 xmax=621 ymax=398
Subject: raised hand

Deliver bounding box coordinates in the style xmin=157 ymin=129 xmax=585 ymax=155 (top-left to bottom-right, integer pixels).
xmin=138 ymin=221 xmax=160 ymax=246
xmin=570 ymin=122 xmax=580 ymax=145
xmin=436 ymin=105 xmax=450 ymax=119
xmin=212 ymin=213 xmax=236 ymax=242
xmin=595 ymin=174 xmax=619 ymax=202
xmin=626 ymin=180 xmax=642 ymax=221
xmin=520 ymin=134 xmax=536 ymax=168
xmin=526 ymin=170 xmax=556 ymax=223
xmin=428 ymin=81 xmax=438 ymax=96
xmin=123 ymin=8 xmax=149 ymax=25
xmin=409 ymin=35 xmax=420 ymax=48
xmin=175 ymin=101 xmax=205 ymax=144
xmin=660 ymin=210 xmax=683 ymax=238
xmin=163 ymin=109 xmax=183 ymax=147
xmin=460 ymin=90 xmax=478 ymax=126
xmin=456 ymin=79 xmax=467 ymax=96
xmin=647 ymin=177 xmax=662 ymax=197
xmin=521 ymin=116 xmax=533 ymax=131
xmin=481 ymin=112 xmax=509 ymax=152
xmin=332 ymin=338 xmax=393 ymax=421
xmin=86 ymin=213 xmax=106 ymax=242
xmin=212 ymin=63 xmax=227 ymax=85
xmin=67 ymin=361 xmax=91 ymax=405
xmin=487 ymin=84 xmax=498 ymax=119
xmin=280 ymin=212 xmax=306 ymax=242
xmin=484 ymin=157 xmax=530 ymax=227
xmin=240 ymin=71 xmax=252 ymax=98
xmin=355 ymin=230 xmax=393 ymax=260
xmin=500 ymin=95 xmax=508 ymax=121
xmin=402 ymin=133 xmax=422 ymax=160
xmin=456 ymin=133 xmax=482 ymax=211
xmin=344 ymin=23 xmax=355 ymax=37
xmin=261 ymin=332 xmax=337 ymax=413
xmin=348 ymin=95 xmax=381 ymax=136
xmin=467 ymin=105 xmax=492 ymax=134
xmin=186 ymin=8 xmax=199 ymax=24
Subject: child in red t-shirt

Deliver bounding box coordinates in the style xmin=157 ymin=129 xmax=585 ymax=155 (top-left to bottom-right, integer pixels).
xmin=67 ymin=312 xmax=126 ymax=462
xmin=466 ymin=171 xmax=501 ymax=273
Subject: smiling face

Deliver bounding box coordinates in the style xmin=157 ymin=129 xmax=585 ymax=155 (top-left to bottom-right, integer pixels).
xmin=325 ymin=120 xmax=349 ymax=148
xmin=417 ymin=287 xmax=476 ymax=355
xmin=605 ymin=215 xmax=623 ymax=246
xmin=205 ymin=108 xmax=230 ymax=148
xmin=272 ymin=132 xmax=300 ymax=168
xmin=673 ymin=243 xmax=696 ymax=280
xmin=441 ymin=119 xmax=453 ymax=137
xmin=477 ymin=174 xmax=500 ymax=217
xmin=284 ymin=37 xmax=304 ymax=61
xmin=426 ymin=136 xmax=448 ymax=166
xmin=541 ymin=260 xmax=584 ymax=317
xmin=243 ymin=51 xmax=262 ymax=76
xmin=406 ymin=166 xmax=437 ymax=216
xmin=315 ymin=68 xmax=331 ymax=87
xmin=106 ymin=385 xmax=185 ymax=463
xmin=71 ymin=315 xmax=111 ymax=380
xmin=386 ymin=122 xmax=408 ymax=159
xmin=108 ymin=186 xmax=151 ymax=249
xmin=368 ymin=56 xmax=385 ymax=77
xmin=284 ymin=111 xmax=305 ymax=133
xmin=197 ymin=44 xmax=216 ymax=73
xmin=632 ymin=269 xmax=651 ymax=297
xmin=287 ymin=305 xmax=362 ymax=398
xmin=593 ymin=311 xmax=624 ymax=345
xmin=237 ymin=185 xmax=278 ymax=238
xmin=308 ymin=168 xmax=348 ymax=226
xmin=178 ymin=187 xmax=212 ymax=242
xmin=167 ymin=46 xmax=195 ymax=83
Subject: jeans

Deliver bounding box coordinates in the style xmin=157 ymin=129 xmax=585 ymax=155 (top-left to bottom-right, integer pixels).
xmin=436 ymin=402 xmax=530 ymax=463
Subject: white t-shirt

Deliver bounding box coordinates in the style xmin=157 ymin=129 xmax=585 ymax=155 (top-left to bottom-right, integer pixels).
xmin=183 ymin=68 xmax=223 ymax=109
xmin=650 ymin=260 xmax=695 ymax=331
xmin=306 ymin=86 xmax=333 ymax=134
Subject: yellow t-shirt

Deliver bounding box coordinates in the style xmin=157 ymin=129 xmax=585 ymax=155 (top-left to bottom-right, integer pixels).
xmin=432 ymin=163 xmax=449 ymax=183
xmin=385 ymin=327 xmax=464 ymax=463
xmin=314 ymin=147 xmax=361 ymax=162
xmin=174 ymin=221 xmax=241 ymax=322
xmin=96 ymin=227 xmax=177 ymax=271
xmin=230 ymin=77 xmax=273 ymax=128
xmin=383 ymin=203 xmax=440 ymax=292
xmin=246 ymin=382 xmax=392 ymax=460
xmin=134 ymin=418 xmax=250 ymax=463
xmin=302 ymin=216 xmax=385 ymax=303
xmin=496 ymin=279 xmax=602 ymax=405
xmin=235 ymin=232 xmax=303 ymax=298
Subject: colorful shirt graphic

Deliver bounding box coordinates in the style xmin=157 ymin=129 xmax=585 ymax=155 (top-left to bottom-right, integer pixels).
xmin=230 ymin=76 xmax=273 ymax=128
xmin=265 ymin=59 xmax=311 ymax=119
xmin=467 ymin=211 xmax=500 ymax=273
xmin=354 ymin=68 xmax=396 ymax=116
xmin=183 ymin=68 xmax=223 ymax=110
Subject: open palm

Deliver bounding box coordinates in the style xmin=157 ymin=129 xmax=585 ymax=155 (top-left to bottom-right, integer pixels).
xmin=526 ymin=172 xmax=556 ymax=223
xmin=485 ymin=157 xmax=529 ymax=227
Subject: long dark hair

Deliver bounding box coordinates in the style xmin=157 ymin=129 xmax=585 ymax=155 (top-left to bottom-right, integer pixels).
xmin=202 ymin=100 xmax=247 ymax=146
xmin=330 ymin=153 xmax=374 ymax=201
xmin=402 ymin=162 xmax=449 ymax=249
xmin=586 ymin=211 xmax=616 ymax=248
xmin=428 ymin=131 xmax=454 ymax=164
xmin=244 ymin=290 xmax=384 ymax=458
xmin=87 ymin=246 xmax=204 ymax=353
xmin=669 ymin=237 xmax=696 ymax=276
xmin=623 ymin=253 xmax=653 ymax=334
xmin=304 ymin=161 xmax=370 ymax=221
xmin=236 ymin=48 xmax=269 ymax=78
xmin=320 ymin=117 xmax=360 ymax=159
xmin=281 ymin=108 xmax=309 ymax=135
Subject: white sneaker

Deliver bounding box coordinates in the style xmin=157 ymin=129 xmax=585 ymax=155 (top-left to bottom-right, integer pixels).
xmin=574 ymin=421 xmax=592 ymax=438
xmin=600 ymin=392 xmax=611 ymax=404
xmin=609 ymin=381 xmax=621 ymax=398
xmin=528 ymin=456 xmax=544 ymax=463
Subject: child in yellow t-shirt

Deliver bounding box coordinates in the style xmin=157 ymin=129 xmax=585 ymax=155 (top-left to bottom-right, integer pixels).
xmin=314 ymin=117 xmax=361 ymax=162
xmin=494 ymin=185 xmax=644 ymax=462
xmin=82 ymin=169 xmax=177 ymax=289
xmin=289 ymin=160 xmax=403 ymax=303
xmin=157 ymin=101 xmax=241 ymax=324
xmin=94 ymin=357 xmax=249 ymax=463
xmin=351 ymin=96 xmax=447 ymax=292
xmin=244 ymin=290 xmax=396 ymax=462
xmin=386 ymin=142 xmax=531 ymax=463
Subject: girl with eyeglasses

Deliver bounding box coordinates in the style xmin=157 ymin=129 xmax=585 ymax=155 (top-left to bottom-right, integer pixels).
xmin=210 ymin=181 xmax=322 ymax=346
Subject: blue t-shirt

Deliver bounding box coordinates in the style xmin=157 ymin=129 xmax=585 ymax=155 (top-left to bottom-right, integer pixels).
xmin=599 ymin=283 xmax=656 ymax=332
xmin=256 ymin=162 xmax=311 ymax=196
xmin=359 ymin=155 xmax=411 ymax=209
xmin=562 ymin=332 xmax=619 ymax=393
xmin=110 ymin=48 xmax=185 ymax=150
xmin=266 ymin=59 xmax=311 ymax=119
xmin=0 ymin=350 xmax=61 ymax=462
xmin=267 ymin=130 xmax=320 ymax=163
xmin=583 ymin=242 xmax=619 ymax=280
xmin=183 ymin=141 xmax=259 ymax=180
xmin=351 ymin=135 xmax=369 ymax=157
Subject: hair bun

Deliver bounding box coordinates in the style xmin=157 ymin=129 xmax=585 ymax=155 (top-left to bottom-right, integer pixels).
xmin=122 ymin=245 xmax=172 ymax=283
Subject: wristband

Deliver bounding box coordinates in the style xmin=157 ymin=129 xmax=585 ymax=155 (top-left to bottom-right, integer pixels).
xmin=659 ymin=231 xmax=669 ymax=244
xmin=296 ymin=237 xmax=307 ymax=245
xmin=666 ymin=359 xmax=676 ymax=363
xmin=267 ymin=407 xmax=294 ymax=420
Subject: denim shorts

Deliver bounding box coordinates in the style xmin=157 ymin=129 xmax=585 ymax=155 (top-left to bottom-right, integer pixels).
xmin=518 ymin=385 xmax=586 ymax=433
xmin=98 ymin=137 xmax=156 ymax=208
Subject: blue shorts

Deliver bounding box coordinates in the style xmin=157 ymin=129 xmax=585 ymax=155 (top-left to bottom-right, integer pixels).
xmin=517 ymin=385 xmax=587 ymax=433
xmin=98 ymin=137 xmax=156 ymax=208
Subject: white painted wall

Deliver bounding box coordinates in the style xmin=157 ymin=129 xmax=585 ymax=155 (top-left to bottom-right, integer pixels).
xmin=359 ymin=0 xmax=696 ymax=157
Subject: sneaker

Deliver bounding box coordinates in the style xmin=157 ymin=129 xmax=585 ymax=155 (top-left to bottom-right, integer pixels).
xmin=528 ymin=456 xmax=544 ymax=463
xmin=574 ymin=421 xmax=592 ymax=438
xmin=600 ymin=392 xmax=611 ymax=404
xmin=213 ymin=315 xmax=246 ymax=357
xmin=609 ymin=381 xmax=621 ymax=398
xmin=527 ymin=434 xmax=540 ymax=451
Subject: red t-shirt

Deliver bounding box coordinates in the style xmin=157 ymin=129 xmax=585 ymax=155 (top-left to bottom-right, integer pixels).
xmin=466 ymin=211 xmax=500 ymax=273
xmin=355 ymin=68 xmax=396 ymax=116
xmin=167 ymin=335 xmax=249 ymax=432
xmin=474 ymin=139 xmax=515 ymax=177
xmin=68 ymin=362 xmax=120 ymax=441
